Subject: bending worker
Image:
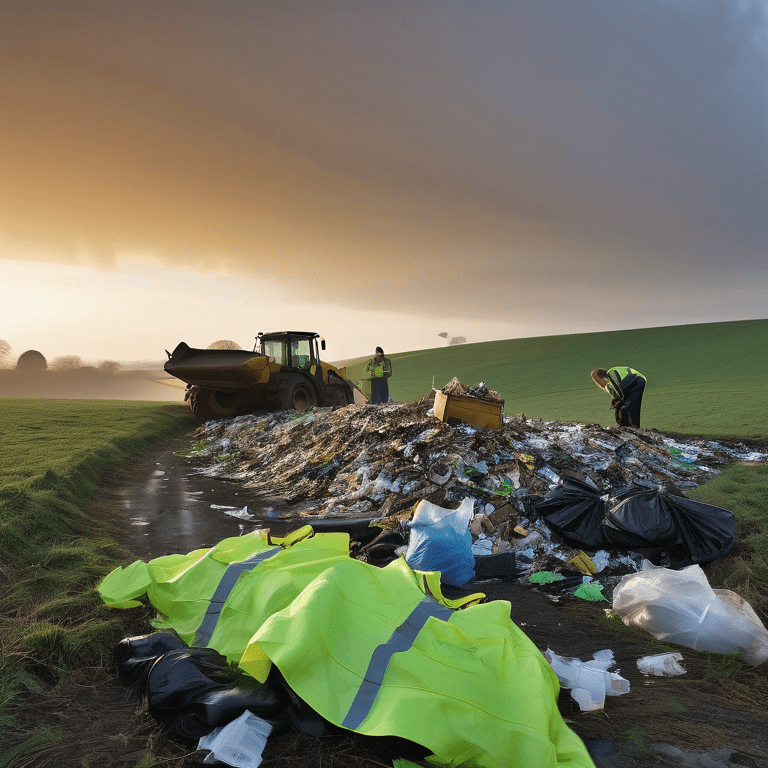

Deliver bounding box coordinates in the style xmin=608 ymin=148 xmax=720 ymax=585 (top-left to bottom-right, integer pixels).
xmin=591 ymin=366 xmax=647 ymax=428
xmin=363 ymin=346 xmax=392 ymax=405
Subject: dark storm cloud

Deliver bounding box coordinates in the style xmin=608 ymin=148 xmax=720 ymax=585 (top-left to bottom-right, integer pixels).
xmin=1 ymin=0 xmax=765 ymax=323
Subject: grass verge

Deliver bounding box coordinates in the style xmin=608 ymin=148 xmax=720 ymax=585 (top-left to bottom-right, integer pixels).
xmin=688 ymin=461 xmax=768 ymax=618
xmin=0 ymin=399 xmax=196 ymax=764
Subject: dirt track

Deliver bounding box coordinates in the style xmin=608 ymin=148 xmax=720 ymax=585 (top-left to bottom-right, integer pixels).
xmin=30 ymin=430 xmax=768 ymax=768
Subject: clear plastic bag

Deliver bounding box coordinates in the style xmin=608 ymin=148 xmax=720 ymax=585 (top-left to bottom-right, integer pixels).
xmin=404 ymin=497 xmax=475 ymax=586
xmin=612 ymin=561 xmax=768 ymax=666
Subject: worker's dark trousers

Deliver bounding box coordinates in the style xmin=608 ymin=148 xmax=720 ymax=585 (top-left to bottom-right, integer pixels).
xmin=615 ymin=378 xmax=646 ymax=428
xmin=370 ymin=378 xmax=389 ymax=405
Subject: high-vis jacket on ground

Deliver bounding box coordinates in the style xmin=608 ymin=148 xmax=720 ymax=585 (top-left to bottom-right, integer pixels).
xmin=98 ymin=529 xmax=596 ymax=768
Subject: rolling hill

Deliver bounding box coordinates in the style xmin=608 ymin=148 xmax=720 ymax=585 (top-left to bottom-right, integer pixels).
xmin=344 ymin=319 xmax=768 ymax=439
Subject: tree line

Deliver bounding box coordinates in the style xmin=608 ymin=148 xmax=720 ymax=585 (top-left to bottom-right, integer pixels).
xmin=0 ymin=340 xmax=120 ymax=373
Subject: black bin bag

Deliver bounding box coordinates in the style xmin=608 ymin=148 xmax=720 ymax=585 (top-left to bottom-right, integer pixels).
xmin=536 ymin=478 xmax=735 ymax=568
xmin=115 ymin=631 xmax=187 ymax=693
xmin=145 ymin=646 xmax=289 ymax=738
xmin=115 ymin=633 xmax=290 ymax=740
xmin=534 ymin=473 xmax=610 ymax=550
xmin=603 ymin=484 xmax=735 ymax=568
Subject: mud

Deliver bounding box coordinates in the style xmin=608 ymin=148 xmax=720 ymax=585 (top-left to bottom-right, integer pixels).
xmin=92 ymin=429 xmax=768 ymax=768
xmin=106 ymin=429 xmax=377 ymax=561
xmin=112 ymin=432 xmax=291 ymax=560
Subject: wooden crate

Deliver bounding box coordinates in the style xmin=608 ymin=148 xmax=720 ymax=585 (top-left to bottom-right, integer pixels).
xmin=433 ymin=390 xmax=504 ymax=430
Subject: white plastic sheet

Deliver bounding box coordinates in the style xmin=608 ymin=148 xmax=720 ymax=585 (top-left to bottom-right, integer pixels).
xmin=612 ymin=561 xmax=768 ymax=666
xmin=198 ymin=710 xmax=273 ymax=767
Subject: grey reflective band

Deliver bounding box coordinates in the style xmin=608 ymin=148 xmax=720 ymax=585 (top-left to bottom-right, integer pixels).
xmin=342 ymin=598 xmax=453 ymax=730
xmin=193 ymin=547 xmax=280 ymax=646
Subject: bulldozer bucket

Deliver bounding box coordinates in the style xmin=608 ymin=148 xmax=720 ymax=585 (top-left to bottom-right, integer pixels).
xmin=164 ymin=342 xmax=269 ymax=390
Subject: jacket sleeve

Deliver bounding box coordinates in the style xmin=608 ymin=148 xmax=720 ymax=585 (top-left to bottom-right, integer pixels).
xmin=362 ymin=359 xmax=373 ymax=379
xmin=605 ymin=373 xmax=623 ymax=401
xmin=383 ymin=358 xmax=392 ymax=378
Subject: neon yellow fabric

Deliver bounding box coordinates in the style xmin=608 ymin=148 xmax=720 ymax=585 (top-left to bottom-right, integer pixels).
xmin=243 ymin=557 xmax=595 ymax=768
xmin=98 ymin=532 xmax=595 ymax=767
xmin=97 ymin=529 xmax=352 ymax=667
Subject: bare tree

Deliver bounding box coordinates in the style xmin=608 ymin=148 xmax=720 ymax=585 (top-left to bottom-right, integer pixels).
xmin=16 ymin=350 xmax=47 ymax=370
xmin=0 ymin=340 xmax=11 ymax=369
xmin=50 ymin=355 xmax=85 ymax=371
xmin=97 ymin=360 xmax=121 ymax=374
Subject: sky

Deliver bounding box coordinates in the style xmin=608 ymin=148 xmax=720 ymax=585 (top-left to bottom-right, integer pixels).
xmin=1 ymin=0 xmax=766 ymax=364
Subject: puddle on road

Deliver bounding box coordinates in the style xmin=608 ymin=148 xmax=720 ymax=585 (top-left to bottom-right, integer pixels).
xmin=118 ymin=445 xmax=300 ymax=560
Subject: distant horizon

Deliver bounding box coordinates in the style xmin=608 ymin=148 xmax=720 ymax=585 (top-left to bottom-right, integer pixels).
xmin=3 ymin=316 xmax=765 ymax=370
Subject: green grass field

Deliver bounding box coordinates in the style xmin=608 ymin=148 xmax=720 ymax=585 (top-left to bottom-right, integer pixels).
xmin=0 ymin=399 xmax=196 ymax=566
xmin=346 ymin=319 xmax=768 ymax=438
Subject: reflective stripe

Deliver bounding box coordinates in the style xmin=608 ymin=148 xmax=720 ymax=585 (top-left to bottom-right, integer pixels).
xmin=193 ymin=547 xmax=280 ymax=646
xmin=342 ymin=598 xmax=453 ymax=730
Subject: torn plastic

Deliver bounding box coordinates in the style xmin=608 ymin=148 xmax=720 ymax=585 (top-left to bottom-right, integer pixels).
xmin=636 ymin=653 xmax=686 ymax=677
xmin=612 ymin=562 xmax=768 ymax=666
xmin=404 ymin=497 xmax=475 ymax=586
xmin=573 ymin=582 xmax=608 ymax=602
xmin=544 ymin=648 xmax=630 ymax=711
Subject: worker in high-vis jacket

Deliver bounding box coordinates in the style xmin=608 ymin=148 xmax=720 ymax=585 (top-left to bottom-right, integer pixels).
xmin=591 ymin=366 xmax=647 ymax=428
xmin=363 ymin=346 xmax=392 ymax=405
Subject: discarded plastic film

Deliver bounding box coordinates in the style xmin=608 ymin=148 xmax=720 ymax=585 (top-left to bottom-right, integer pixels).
xmin=573 ymin=582 xmax=608 ymax=602
xmin=198 ymin=709 xmax=273 ymax=768
xmin=544 ymin=648 xmax=630 ymax=712
xmin=636 ymin=653 xmax=686 ymax=677
xmin=612 ymin=562 xmax=768 ymax=666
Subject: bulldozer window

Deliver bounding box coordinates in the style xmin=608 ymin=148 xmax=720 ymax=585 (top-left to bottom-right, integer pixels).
xmin=263 ymin=339 xmax=287 ymax=365
xmin=291 ymin=338 xmax=313 ymax=370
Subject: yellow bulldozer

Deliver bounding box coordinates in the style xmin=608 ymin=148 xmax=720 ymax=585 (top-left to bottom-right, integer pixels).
xmin=164 ymin=331 xmax=366 ymax=421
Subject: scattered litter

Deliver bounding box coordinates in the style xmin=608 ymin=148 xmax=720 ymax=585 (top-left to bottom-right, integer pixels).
xmin=573 ymin=582 xmax=608 ymax=602
xmin=198 ymin=710 xmax=273 ymax=767
xmin=567 ymin=551 xmax=598 ymax=576
xmin=636 ymin=653 xmax=687 ymax=677
xmin=612 ymin=561 xmax=768 ymax=666
xmin=544 ymin=648 xmax=630 ymax=711
xmin=591 ymin=550 xmax=611 ymax=572
xmin=529 ymin=571 xmax=565 ymax=584
xmin=211 ymin=505 xmax=255 ymax=520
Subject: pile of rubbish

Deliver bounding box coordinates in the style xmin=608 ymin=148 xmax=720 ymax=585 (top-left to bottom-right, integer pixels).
xmin=191 ymin=400 xmax=767 ymax=573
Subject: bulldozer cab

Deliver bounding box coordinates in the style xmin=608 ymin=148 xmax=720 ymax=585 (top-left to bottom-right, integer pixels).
xmin=257 ymin=332 xmax=324 ymax=379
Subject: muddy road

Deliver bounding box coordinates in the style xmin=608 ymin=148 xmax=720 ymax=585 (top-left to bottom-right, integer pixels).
xmin=89 ymin=428 xmax=768 ymax=768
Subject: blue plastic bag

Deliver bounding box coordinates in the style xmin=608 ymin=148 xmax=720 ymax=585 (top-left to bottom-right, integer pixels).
xmin=404 ymin=498 xmax=476 ymax=586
